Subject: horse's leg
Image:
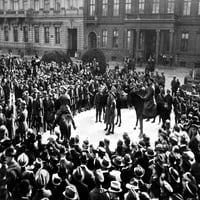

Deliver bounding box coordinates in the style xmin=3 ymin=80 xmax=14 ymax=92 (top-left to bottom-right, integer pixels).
xmin=134 ymin=115 xmax=138 ymax=130
xmin=139 ymin=117 xmax=143 ymax=138
xmin=118 ymin=111 xmax=121 ymax=127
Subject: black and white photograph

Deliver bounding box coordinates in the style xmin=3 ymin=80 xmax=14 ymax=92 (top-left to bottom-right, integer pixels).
xmin=0 ymin=0 xmax=199 ymax=199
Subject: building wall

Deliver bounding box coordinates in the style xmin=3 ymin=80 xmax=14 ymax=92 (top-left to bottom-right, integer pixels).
xmin=0 ymin=0 xmax=84 ymax=57
xmin=84 ymin=0 xmax=200 ymax=67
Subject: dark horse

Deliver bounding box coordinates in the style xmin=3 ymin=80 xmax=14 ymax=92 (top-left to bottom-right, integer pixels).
xmin=128 ymin=87 xmax=146 ymax=135
xmin=128 ymin=86 xmax=170 ymax=135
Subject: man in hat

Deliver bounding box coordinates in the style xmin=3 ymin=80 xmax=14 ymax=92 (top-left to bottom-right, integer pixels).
xmin=89 ymin=169 xmax=109 ymax=200
xmin=71 ymin=167 xmax=89 ymax=200
xmin=108 ymin=180 xmax=122 ymax=200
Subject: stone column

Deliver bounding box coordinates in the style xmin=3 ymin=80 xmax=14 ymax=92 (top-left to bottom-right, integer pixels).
xmin=155 ymin=29 xmax=160 ymax=64
xmin=169 ymin=29 xmax=174 ymax=55
xmin=135 ymin=29 xmax=140 ymax=63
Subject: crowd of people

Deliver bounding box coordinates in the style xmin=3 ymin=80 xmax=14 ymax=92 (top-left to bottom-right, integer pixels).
xmin=0 ymin=54 xmax=200 ymax=200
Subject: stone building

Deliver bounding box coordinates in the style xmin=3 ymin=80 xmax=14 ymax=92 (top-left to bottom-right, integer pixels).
xmin=0 ymin=0 xmax=84 ymax=57
xmin=84 ymin=0 xmax=200 ymax=67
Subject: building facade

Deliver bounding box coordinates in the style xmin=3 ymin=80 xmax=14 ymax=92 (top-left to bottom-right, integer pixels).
xmin=0 ymin=0 xmax=84 ymax=57
xmin=84 ymin=0 xmax=200 ymax=67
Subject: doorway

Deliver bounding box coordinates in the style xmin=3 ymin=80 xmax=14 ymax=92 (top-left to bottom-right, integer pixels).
xmin=68 ymin=28 xmax=77 ymax=57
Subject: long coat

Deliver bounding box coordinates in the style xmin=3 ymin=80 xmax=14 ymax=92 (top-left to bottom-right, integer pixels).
xmin=142 ymin=86 xmax=157 ymax=118
xmin=105 ymin=94 xmax=116 ymax=124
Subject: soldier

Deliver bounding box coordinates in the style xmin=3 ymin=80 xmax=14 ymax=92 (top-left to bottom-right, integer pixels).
xmin=94 ymin=88 xmax=103 ymax=123
xmin=105 ymin=87 xmax=117 ymax=135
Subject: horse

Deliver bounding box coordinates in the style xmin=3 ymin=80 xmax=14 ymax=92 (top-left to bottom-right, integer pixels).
xmin=128 ymin=87 xmax=145 ymax=134
xmin=53 ymin=96 xmax=76 ymax=141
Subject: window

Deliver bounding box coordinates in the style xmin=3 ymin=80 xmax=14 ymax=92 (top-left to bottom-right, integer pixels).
xmin=14 ymin=0 xmax=18 ymax=10
xmin=34 ymin=0 xmax=39 ymax=11
xmin=55 ymin=27 xmax=60 ymax=44
xmin=89 ymin=0 xmax=95 ymax=16
xmin=152 ymin=0 xmax=160 ymax=14
xmin=167 ymin=0 xmax=174 ymax=14
xmin=139 ymin=0 xmax=145 ymax=14
xmin=102 ymin=30 xmax=108 ymax=47
xmin=71 ymin=0 xmax=78 ymax=8
xmin=44 ymin=27 xmax=49 ymax=43
xmin=55 ymin=0 xmax=60 ymax=11
xmin=10 ymin=0 xmax=14 ymax=10
xmin=127 ymin=30 xmax=131 ymax=49
xmin=181 ymin=32 xmax=189 ymax=51
xmin=4 ymin=26 xmax=9 ymax=41
xmin=13 ymin=26 xmax=18 ymax=42
xmin=102 ymin=0 xmax=108 ymax=16
xmin=139 ymin=31 xmax=144 ymax=49
xmin=183 ymin=0 xmax=191 ymax=16
xmin=23 ymin=26 xmax=28 ymax=42
xmin=125 ymin=0 xmax=132 ymax=14
xmin=3 ymin=0 xmax=8 ymax=10
xmin=113 ymin=0 xmax=119 ymax=16
xmin=34 ymin=26 xmax=39 ymax=43
xmin=198 ymin=0 xmax=200 ymax=15
xmin=23 ymin=0 xmax=28 ymax=10
xmin=113 ymin=30 xmax=119 ymax=48
xmin=44 ymin=0 xmax=49 ymax=11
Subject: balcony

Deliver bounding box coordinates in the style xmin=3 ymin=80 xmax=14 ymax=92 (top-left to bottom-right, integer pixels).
xmin=85 ymin=16 xmax=98 ymax=24
xmin=125 ymin=13 xmax=178 ymax=21
xmin=0 ymin=9 xmax=27 ymax=18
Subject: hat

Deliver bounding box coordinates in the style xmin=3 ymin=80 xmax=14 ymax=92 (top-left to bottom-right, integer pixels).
xmin=134 ymin=165 xmax=145 ymax=178
xmin=145 ymin=147 xmax=156 ymax=158
xmin=108 ymin=181 xmax=122 ymax=193
xmin=101 ymin=156 xmax=111 ymax=169
xmin=33 ymin=157 xmax=43 ymax=169
xmin=4 ymin=146 xmax=16 ymax=157
xmin=72 ymin=167 xmax=84 ymax=182
xmin=125 ymin=189 xmax=138 ymax=200
xmin=126 ymin=178 xmax=139 ymax=190
xmin=17 ymin=153 xmax=29 ymax=167
xmin=123 ymin=154 xmax=132 ymax=165
xmin=169 ymin=134 xmax=178 ymax=144
xmin=155 ymin=143 xmax=164 ymax=152
xmin=19 ymin=179 xmax=32 ymax=196
xmin=94 ymin=169 xmax=104 ymax=183
xmin=138 ymin=192 xmax=150 ymax=200
xmin=112 ymin=156 xmax=125 ymax=167
xmin=97 ymin=146 xmax=106 ymax=154
xmin=82 ymin=139 xmax=89 ymax=149
xmin=35 ymin=169 xmax=50 ymax=187
xmin=181 ymin=157 xmax=192 ymax=172
xmin=52 ymin=173 xmax=62 ymax=186
xmin=185 ymin=181 xmax=197 ymax=197
xmin=169 ymin=167 xmax=180 ymax=183
xmin=138 ymin=140 xmax=146 ymax=148
xmin=60 ymin=146 xmax=67 ymax=155
xmin=163 ymin=180 xmax=173 ymax=193
xmin=172 ymin=193 xmax=184 ymax=200
xmin=63 ymin=185 xmax=79 ymax=200
xmin=182 ymin=172 xmax=195 ymax=183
